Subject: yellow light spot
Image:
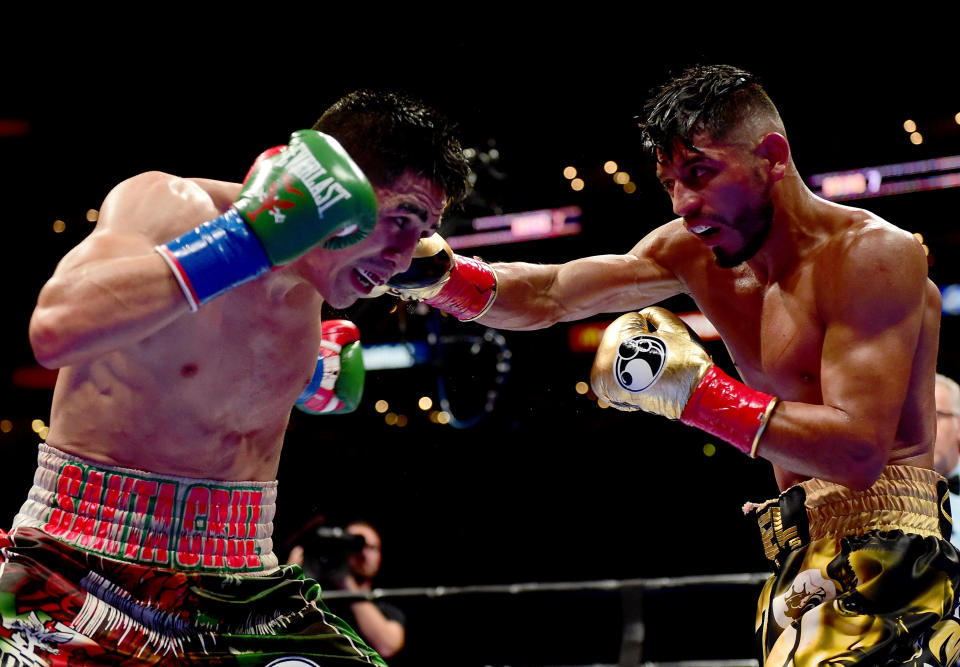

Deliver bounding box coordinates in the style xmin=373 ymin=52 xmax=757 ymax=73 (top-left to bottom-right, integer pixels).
xmin=436 ymin=411 xmax=451 ymax=425
xmin=31 ymin=419 xmax=45 ymax=433
xmin=910 ymin=132 xmax=923 ymax=145
xmin=38 ymin=426 xmax=49 ymax=440
xmin=603 ymin=161 xmax=618 ymax=174
xmin=575 ymin=381 xmax=589 ymax=395
xmin=623 ymin=182 xmax=637 ymax=194
xmin=703 ymin=443 xmax=716 ymax=457
xmin=53 ymin=220 xmax=66 ymax=233
xmin=914 ymin=232 xmax=924 ymax=244
xmin=0 ymin=420 xmax=12 ymax=433
xmin=955 ymin=112 xmax=960 ymax=125
xmin=86 ymin=209 xmax=99 ymax=222
xmin=613 ymin=171 xmax=629 ymax=185
xmin=570 ymin=178 xmax=585 ymax=191
xmin=374 ymin=400 xmax=389 ymax=413
xmin=418 ymin=396 xmax=433 ymax=411
xmin=396 ymin=415 xmax=408 ymax=427
xmin=563 ymin=166 xmax=578 ymax=179
xmin=922 ymin=244 xmax=929 ymax=256
xmin=384 ymin=412 xmax=398 ymax=426
xmin=903 ymin=119 xmax=917 ymax=133
xmin=597 ymin=398 xmax=610 ymax=409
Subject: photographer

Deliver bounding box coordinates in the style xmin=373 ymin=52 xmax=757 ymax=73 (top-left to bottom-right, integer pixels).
xmin=287 ymin=519 xmax=406 ymax=659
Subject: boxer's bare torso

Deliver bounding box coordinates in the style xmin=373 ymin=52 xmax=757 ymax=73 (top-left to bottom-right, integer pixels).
xmin=483 ymin=176 xmax=938 ymax=492
xmin=30 ymin=170 xmax=445 ymax=481
xmin=655 ymin=212 xmax=939 ymax=490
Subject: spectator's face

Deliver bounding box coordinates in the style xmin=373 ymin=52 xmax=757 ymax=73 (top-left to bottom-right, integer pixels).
xmin=348 ymin=523 xmax=383 ymax=580
xmin=934 ymin=383 xmax=960 ymax=477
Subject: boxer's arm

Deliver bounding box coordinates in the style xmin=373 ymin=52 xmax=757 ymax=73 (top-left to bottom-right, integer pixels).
xmin=29 ymin=172 xmax=226 ymax=368
xmin=479 ymin=225 xmax=686 ymax=330
xmin=754 ymin=228 xmax=931 ymax=490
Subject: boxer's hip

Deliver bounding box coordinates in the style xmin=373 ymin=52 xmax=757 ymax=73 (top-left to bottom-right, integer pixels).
xmin=750 ymin=464 xmax=950 ymax=570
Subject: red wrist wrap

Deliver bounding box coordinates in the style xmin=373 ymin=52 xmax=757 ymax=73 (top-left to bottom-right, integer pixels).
xmin=679 ymin=366 xmax=778 ymax=457
xmin=424 ymin=255 xmax=497 ymax=321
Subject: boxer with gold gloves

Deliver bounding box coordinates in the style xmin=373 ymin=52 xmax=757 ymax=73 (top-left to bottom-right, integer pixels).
xmin=392 ymin=64 xmax=958 ymax=666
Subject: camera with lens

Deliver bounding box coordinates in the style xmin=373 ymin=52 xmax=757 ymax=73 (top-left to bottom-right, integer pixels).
xmin=298 ymin=526 xmax=366 ymax=589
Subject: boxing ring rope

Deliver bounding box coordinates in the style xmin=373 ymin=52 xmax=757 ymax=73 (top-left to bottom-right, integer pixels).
xmin=321 ymin=571 xmax=769 ymax=601
xmin=323 ymin=572 xmax=768 ymax=667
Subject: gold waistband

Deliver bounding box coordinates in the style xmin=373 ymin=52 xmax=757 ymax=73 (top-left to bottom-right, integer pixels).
xmin=799 ymin=465 xmax=945 ymax=540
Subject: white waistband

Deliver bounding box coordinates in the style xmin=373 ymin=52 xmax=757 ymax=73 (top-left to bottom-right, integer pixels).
xmin=12 ymin=443 xmax=279 ymax=572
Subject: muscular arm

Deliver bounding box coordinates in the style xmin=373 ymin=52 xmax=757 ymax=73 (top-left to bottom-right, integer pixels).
xmin=755 ymin=227 xmax=934 ymax=490
xmin=29 ymin=172 xmax=238 ymax=368
xmin=477 ymin=224 xmax=687 ymax=330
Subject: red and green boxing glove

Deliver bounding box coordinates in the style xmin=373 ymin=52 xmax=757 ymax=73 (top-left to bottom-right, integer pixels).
xmin=590 ymin=307 xmax=779 ymax=457
xmin=296 ymin=319 xmax=365 ymax=415
xmin=156 ymin=130 xmax=377 ymax=311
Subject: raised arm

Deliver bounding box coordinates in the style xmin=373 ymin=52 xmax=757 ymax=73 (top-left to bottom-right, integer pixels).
xmin=30 ymin=131 xmax=378 ymax=369
xmin=383 ymin=222 xmax=688 ymax=330
xmin=28 ymin=172 xmax=223 ymax=368
xmin=479 ymin=251 xmax=683 ymax=330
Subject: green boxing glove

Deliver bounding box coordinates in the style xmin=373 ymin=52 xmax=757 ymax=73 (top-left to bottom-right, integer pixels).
xmin=157 ymin=130 xmax=377 ymax=311
xmin=296 ymin=319 xmax=365 ymax=414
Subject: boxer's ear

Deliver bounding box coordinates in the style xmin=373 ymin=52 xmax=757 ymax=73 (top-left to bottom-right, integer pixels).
xmin=756 ymin=133 xmax=789 ymax=183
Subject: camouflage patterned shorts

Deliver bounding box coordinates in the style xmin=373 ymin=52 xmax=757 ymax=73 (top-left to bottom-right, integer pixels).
xmin=0 ymin=444 xmax=385 ymax=666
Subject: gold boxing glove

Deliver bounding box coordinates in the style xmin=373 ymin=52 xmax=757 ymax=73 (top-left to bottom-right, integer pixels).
xmin=591 ymin=307 xmax=778 ymax=457
xmin=371 ymin=234 xmax=498 ymax=322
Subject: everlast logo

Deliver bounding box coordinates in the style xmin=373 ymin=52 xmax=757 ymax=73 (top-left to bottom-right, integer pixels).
xmin=43 ymin=464 xmax=264 ymax=570
xmin=278 ymin=143 xmax=352 ymax=218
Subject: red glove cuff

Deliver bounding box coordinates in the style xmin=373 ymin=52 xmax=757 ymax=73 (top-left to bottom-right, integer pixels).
xmin=679 ymin=366 xmax=778 ymax=457
xmin=424 ymin=255 xmax=497 ymax=321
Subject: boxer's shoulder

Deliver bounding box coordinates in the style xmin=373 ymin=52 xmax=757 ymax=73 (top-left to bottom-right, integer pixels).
xmin=813 ymin=209 xmax=929 ymax=323
xmin=820 ymin=205 xmax=921 ymax=259
xmin=93 ymin=173 xmax=239 ymax=244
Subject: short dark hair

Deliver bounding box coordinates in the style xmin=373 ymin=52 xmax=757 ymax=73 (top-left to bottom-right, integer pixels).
xmin=638 ymin=64 xmax=780 ymax=161
xmin=314 ymin=90 xmax=470 ymax=210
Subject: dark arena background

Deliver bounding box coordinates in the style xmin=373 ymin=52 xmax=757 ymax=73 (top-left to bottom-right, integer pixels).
xmin=2 ymin=18 xmax=959 ymax=666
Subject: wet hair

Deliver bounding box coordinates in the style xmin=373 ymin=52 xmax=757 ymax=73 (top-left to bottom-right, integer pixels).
xmin=313 ymin=90 xmax=470 ymax=209
xmin=638 ymin=64 xmax=782 ymax=162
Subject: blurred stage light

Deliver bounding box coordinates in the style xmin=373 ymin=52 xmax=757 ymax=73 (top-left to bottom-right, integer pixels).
xmin=809 ymin=155 xmax=960 ymax=201
xmin=448 ymin=206 xmax=582 ymax=250
xmin=942 ymin=284 xmax=960 ymax=315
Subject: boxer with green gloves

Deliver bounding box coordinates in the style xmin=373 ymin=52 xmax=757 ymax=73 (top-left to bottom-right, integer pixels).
xmin=15 ymin=91 xmax=470 ymax=666
xmin=156 ymin=130 xmax=377 ymax=311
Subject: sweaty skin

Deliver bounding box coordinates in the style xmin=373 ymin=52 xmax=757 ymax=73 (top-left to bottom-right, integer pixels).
xmin=476 ymin=131 xmax=939 ymax=492
xmin=29 ymin=171 xmax=445 ymax=481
